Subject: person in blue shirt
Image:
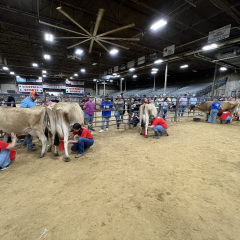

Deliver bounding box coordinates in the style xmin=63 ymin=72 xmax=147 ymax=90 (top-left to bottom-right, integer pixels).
xmin=99 ymin=97 xmax=113 ymax=132
xmin=131 ymin=112 xmax=140 ymax=127
xmin=20 ymin=91 xmax=39 ymax=151
xmin=208 ymin=99 xmax=223 ymax=124
xmin=188 ymin=94 xmax=198 ymax=116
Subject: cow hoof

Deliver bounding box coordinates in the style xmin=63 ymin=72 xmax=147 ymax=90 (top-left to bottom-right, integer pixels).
xmin=140 ymin=132 xmax=143 ymax=135
xmin=64 ymin=157 xmax=71 ymax=162
xmin=47 ymin=148 xmax=52 ymax=152
xmin=145 ymin=135 xmax=148 ymax=138
xmin=38 ymin=154 xmax=44 ymax=158
xmin=54 ymin=152 xmax=59 ymax=156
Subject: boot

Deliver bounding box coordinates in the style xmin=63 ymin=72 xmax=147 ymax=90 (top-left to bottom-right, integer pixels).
xmin=226 ymin=120 xmax=230 ymax=124
xmin=165 ymin=130 xmax=169 ymax=136
xmin=153 ymin=131 xmax=160 ymax=139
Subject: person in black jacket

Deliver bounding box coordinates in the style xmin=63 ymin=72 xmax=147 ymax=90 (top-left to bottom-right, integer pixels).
xmin=6 ymin=96 xmax=16 ymax=107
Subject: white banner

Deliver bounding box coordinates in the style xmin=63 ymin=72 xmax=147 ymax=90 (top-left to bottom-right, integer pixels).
xmin=114 ymin=66 xmax=118 ymax=72
xmin=138 ymin=56 xmax=145 ymax=65
xmin=66 ymin=80 xmax=84 ymax=85
xmin=19 ymin=85 xmax=43 ymax=92
xmin=127 ymin=60 xmax=134 ymax=68
xmin=43 ymin=84 xmax=66 ymax=89
xmin=163 ymin=45 xmax=175 ymax=57
xmin=66 ymin=87 xmax=84 ymax=94
xmin=208 ymin=24 xmax=231 ymax=44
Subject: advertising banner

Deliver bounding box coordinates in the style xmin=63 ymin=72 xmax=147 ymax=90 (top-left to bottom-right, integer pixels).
xmin=208 ymin=24 xmax=231 ymax=44
xmin=19 ymin=85 xmax=43 ymax=92
xmin=43 ymin=84 xmax=66 ymax=89
xmin=163 ymin=45 xmax=175 ymax=57
xmin=66 ymin=87 xmax=84 ymax=94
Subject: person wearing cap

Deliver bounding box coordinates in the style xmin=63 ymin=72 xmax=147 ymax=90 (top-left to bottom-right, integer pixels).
xmin=219 ymin=108 xmax=231 ymax=124
xmin=99 ymin=96 xmax=113 ymax=132
xmin=114 ymin=95 xmax=124 ymax=129
xmin=20 ymin=91 xmax=39 ymax=151
xmin=208 ymin=99 xmax=223 ymax=124
xmin=147 ymin=115 xmax=169 ymax=139
xmin=178 ymin=94 xmax=188 ymax=117
xmin=188 ymin=94 xmax=198 ymax=116
xmin=83 ymin=96 xmax=96 ymax=131
xmin=157 ymin=94 xmax=164 ymax=116
xmin=133 ymin=95 xmax=141 ymax=113
xmin=68 ymin=123 xmax=94 ymax=158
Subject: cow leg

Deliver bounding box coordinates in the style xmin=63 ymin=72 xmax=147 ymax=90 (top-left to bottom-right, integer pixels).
xmin=145 ymin=108 xmax=148 ymax=138
xmin=46 ymin=128 xmax=52 ymax=152
xmin=54 ymin=146 xmax=59 ymax=156
xmin=62 ymin=123 xmax=71 ymax=162
xmin=36 ymin=132 xmax=47 ymax=158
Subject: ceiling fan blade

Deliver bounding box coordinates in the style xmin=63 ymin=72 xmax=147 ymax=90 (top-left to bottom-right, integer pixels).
xmin=98 ymin=23 xmax=135 ymax=37
xmin=67 ymin=39 xmax=91 ymax=49
xmin=95 ymin=40 xmax=110 ymax=53
xmin=99 ymin=37 xmax=140 ymax=41
xmin=55 ymin=37 xmax=89 ymax=39
xmin=39 ymin=20 xmax=88 ymax=36
xmin=57 ymin=7 xmax=91 ymax=36
xmin=99 ymin=39 xmax=129 ymax=50
xmin=89 ymin=39 xmax=94 ymax=53
xmin=93 ymin=9 xmax=105 ymax=37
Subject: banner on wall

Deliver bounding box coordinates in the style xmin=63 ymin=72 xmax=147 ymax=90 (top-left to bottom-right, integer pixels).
xmin=43 ymin=84 xmax=66 ymax=89
xmin=66 ymin=87 xmax=84 ymax=94
xmin=163 ymin=45 xmax=175 ymax=57
xmin=19 ymin=85 xmax=43 ymax=92
xmin=138 ymin=56 xmax=145 ymax=65
xmin=127 ymin=60 xmax=134 ymax=68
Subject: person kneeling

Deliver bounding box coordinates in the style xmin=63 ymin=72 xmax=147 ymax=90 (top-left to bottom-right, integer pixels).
xmin=219 ymin=109 xmax=231 ymax=124
xmin=68 ymin=123 xmax=94 ymax=158
xmin=148 ymin=115 xmax=169 ymax=139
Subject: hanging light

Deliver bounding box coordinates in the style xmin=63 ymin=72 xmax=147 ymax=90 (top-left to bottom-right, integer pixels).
xmin=75 ymin=49 xmax=83 ymax=55
xmin=113 ymin=73 xmax=117 ymax=75
xmin=44 ymin=54 xmax=51 ymax=60
xmin=42 ymin=70 xmax=47 ymax=73
xmin=180 ymin=65 xmax=188 ymax=69
xmin=133 ymin=75 xmax=137 ymax=78
xmin=220 ymin=67 xmax=227 ymax=71
xmin=150 ymin=19 xmax=167 ymax=30
xmin=93 ymin=79 xmax=97 ymax=81
xmin=129 ymin=68 xmax=135 ymax=72
xmin=16 ymin=75 xmax=20 ymax=78
xmin=81 ymin=69 xmax=85 ymax=73
xmin=152 ymin=68 xmax=158 ymax=71
xmin=10 ymin=72 xmax=15 ymax=75
xmin=32 ymin=63 xmax=38 ymax=67
xmin=202 ymin=44 xmax=218 ymax=51
xmin=74 ymin=73 xmax=78 ymax=77
xmin=70 ymin=77 xmax=73 ymax=79
xmin=45 ymin=33 xmax=53 ymax=42
xmin=110 ymin=49 xmax=118 ymax=55
xmin=151 ymin=71 xmax=157 ymax=74
xmin=42 ymin=75 xmax=46 ymax=77
xmin=3 ymin=66 xmax=9 ymax=70
xmin=154 ymin=59 xmax=163 ymax=64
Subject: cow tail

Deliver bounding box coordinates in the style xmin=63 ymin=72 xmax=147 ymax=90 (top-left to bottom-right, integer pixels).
xmin=54 ymin=133 xmax=60 ymax=146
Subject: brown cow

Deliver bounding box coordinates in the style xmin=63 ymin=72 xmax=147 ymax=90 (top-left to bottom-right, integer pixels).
xmin=193 ymin=101 xmax=238 ymax=120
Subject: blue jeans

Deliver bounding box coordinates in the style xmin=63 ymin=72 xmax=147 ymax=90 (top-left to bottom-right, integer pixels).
xmin=24 ymin=134 xmax=33 ymax=149
xmin=153 ymin=125 xmax=167 ymax=134
xmin=114 ymin=111 xmax=121 ymax=127
xmin=158 ymin=106 xmax=163 ymax=116
xmin=208 ymin=109 xmax=219 ymax=124
xmin=178 ymin=105 xmax=186 ymax=116
xmin=101 ymin=117 xmax=110 ymax=130
xmin=0 ymin=149 xmax=11 ymax=168
xmin=163 ymin=108 xmax=167 ymax=120
xmin=84 ymin=113 xmax=94 ymax=125
xmin=71 ymin=137 xmax=94 ymax=154
xmin=221 ymin=116 xmax=231 ymax=122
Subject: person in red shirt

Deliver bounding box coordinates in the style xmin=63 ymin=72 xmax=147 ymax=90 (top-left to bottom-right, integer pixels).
xmin=147 ymin=115 xmax=169 ymax=139
xmin=68 ymin=123 xmax=94 ymax=158
xmin=142 ymin=97 xmax=151 ymax=105
xmin=219 ymin=109 xmax=231 ymax=124
xmin=0 ymin=132 xmax=17 ymax=171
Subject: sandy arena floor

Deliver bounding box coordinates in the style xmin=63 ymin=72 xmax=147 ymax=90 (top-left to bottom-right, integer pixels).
xmin=1 ymin=115 xmax=240 ymax=240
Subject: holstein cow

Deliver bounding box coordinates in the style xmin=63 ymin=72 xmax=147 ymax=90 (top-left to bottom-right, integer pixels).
xmin=0 ymin=106 xmax=48 ymax=158
xmin=47 ymin=102 xmax=86 ymax=162
xmin=139 ymin=103 xmax=158 ymax=138
xmin=193 ymin=101 xmax=238 ymax=120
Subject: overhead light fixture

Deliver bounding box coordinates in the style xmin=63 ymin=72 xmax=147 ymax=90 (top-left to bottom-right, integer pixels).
xmin=74 ymin=73 xmax=78 ymax=77
xmin=129 ymin=68 xmax=135 ymax=72
xmin=202 ymin=44 xmax=218 ymax=51
xmin=121 ymin=78 xmax=124 ymax=80
xmin=42 ymin=70 xmax=47 ymax=73
xmin=93 ymin=79 xmax=97 ymax=81
xmin=220 ymin=67 xmax=227 ymax=71
xmin=44 ymin=54 xmax=51 ymax=60
xmin=45 ymin=33 xmax=53 ymax=42
xmin=81 ymin=69 xmax=85 ymax=73
xmin=16 ymin=75 xmax=20 ymax=78
xmin=113 ymin=73 xmax=117 ymax=75
xmin=32 ymin=63 xmax=38 ymax=67
xmin=75 ymin=49 xmax=83 ymax=55
xmin=154 ymin=59 xmax=163 ymax=64
xmin=92 ymin=63 xmax=97 ymax=65
xmin=38 ymin=77 xmax=42 ymax=80
xmin=110 ymin=49 xmax=118 ymax=55
xmin=180 ymin=65 xmax=188 ymax=69
xmin=151 ymin=71 xmax=157 ymax=74
xmin=150 ymin=19 xmax=167 ymax=30
xmin=10 ymin=72 xmax=15 ymax=75
xmin=42 ymin=75 xmax=46 ymax=77
xmin=3 ymin=67 xmax=9 ymax=70
xmin=70 ymin=77 xmax=73 ymax=79
xmin=110 ymin=80 xmax=113 ymax=82
xmin=152 ymin=68 xmax=158 ymax=71
xmin=133 ymin=75 xmax=137 ymax=78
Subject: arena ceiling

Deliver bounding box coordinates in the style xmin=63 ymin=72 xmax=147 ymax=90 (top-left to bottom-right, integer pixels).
xmin=0 ymin=0 xmax=240 ymax=82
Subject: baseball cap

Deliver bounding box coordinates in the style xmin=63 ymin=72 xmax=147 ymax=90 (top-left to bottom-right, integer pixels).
xmin=30 ymin=91 xmax=39 ymax=96
xmin=134 ymin=94 xmax=138 ymax=97
xmin=193 ymin=94 xmax=196 ymax=96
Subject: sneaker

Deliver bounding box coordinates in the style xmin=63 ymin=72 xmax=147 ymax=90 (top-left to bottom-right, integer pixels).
xmin=75 ymin=153 xmax=85 ymax=158
xmin=106 ymin=128 xmax=108 ymax=131
xmin=99 ymin=129 xmax=104 ymax=133
xmin=0 ymin=164 xmax=10 ymax=172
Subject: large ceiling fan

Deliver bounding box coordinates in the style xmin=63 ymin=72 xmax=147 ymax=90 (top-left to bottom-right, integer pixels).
xmin=40 ymin=7 xmax=140 ymax=53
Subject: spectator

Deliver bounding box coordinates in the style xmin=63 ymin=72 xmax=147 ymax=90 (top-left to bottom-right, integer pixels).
xmin=228 ymin=95 xmax=236 ymax=101
xmin=163 ymin=98 xmax=168 ymax=120
xmin=155 ymin=97 xmax=159 ymax=112
xmin=142 ymin=97 xmax=151 ymax=105
xmin=219 ymin=109 xmax=231 ymax=124
xmin=68 ymin=123 xmax=94 ymax=158
xmin=52 ymin=96 xmax=59 ymax=103
xmin=157 ymin=94 xmax=164 ymax=116
xmin=171 ymin=96 xmax=177 ymax=111
xmin=20 ymin=91 xmax=39 ymax=151
xmin=99 ymin=97 xmax=113 ymax=132
xmin=208 ymin=99 xmax=223 ymax=124
xmin=83 ymin=96 xmax=96 ymax=131
xmin=80 ymin=96 xmax=89 ymax=109
xmin=114 ymin=95 xmax=124 ymax=129
xmin=120 ymin=93 xmax=126 ymax=123
xmin=42 ymin=96 xmax=53 ymax=106
xmin=167 ymin=95 xmax=172 ymax=104
xmin=64 ymin=97 xmax=68 ymax=102
xmin=188 ymin=94 xmax=198 ymax=116
xmin=0 ymin=132 xmax=17 ymax=171
xmin=6 ymin=95 xmax=16 ymax=107
xmin=150 ymin=97 xmax=155 ymax=104
xmin=132 ymin=95 xmax=141 ymax=113
xmin=147 ymin=115 xmax=169 ymax=139
xmin=131 ymin=112 xmax=140 ymax=127
xmin=178 ymin=94 xmax=188 ymax=117
xmin=0 ymin=97 xmax=6 ymax=106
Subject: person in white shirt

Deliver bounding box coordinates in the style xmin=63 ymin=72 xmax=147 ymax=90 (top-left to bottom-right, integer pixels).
xmin=162 ymin=98 xmax=168 ymax=120
xmin=158 ymin=94 xmax=164 ymax=116
xmin=188 ymin=94 xmax=198 ymax=116
xmin=178 ymin=94 xmax=188 ymax=117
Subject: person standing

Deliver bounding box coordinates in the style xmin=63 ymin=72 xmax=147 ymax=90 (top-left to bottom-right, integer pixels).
xmin=99 ymin=97 xmax=113 ymax=132
xmin=63 ymin=97 xmax=69 ymax=102
xmin=142 ymin=97 xmax=151 ymax=105
xmin=52 ymin=96 xmax=59 ymax=103
xmin=178 ymin=94 xmax=188 ymax=117
xmin=147 ymin=115 xmax=169 ymax=139
xmin=219 ymin=109 xmax=231 ymax=124
xmin=83 ymin=96 xmax=96 ymax=131
xmin=6 ymin=95 xmax=16 ymax=107
xmin=158 ymin=94 xmax=164 ymax=116
xmin=80 ymin=96 xmax=89 ymax=109
xmin=188 ymin=94 xmax=198 ymax=116
xmin=114 ymin=95 xmax=124 ymax=129
xmin=0 ymin=97 xmax=6 ymax=106
xmin=208 ymin=99 xmax=223 ymax=124
xmin=133 ymin=95 xmax=141 ymax=113
xmin=42 ymin=96 xmax=53 ymax=106
xmin=162 ymin=98 xmax=168 ymax=120
xmin=68 ymin=123 xmax=94 ymax=158
xmin=20 ymin=91 xmax=39 ymax=151
xmin=120 ymin=93 xmax=126 ymax=123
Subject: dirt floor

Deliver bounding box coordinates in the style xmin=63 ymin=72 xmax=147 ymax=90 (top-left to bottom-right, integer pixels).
xmin=1 ymin=114 xmax=240 ymax=240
